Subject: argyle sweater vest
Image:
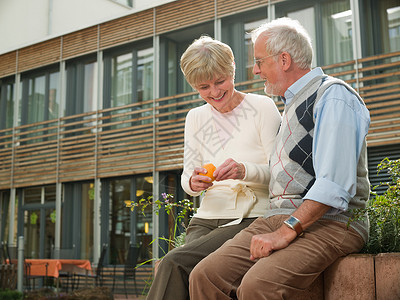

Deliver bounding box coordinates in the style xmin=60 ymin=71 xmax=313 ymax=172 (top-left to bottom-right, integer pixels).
xmin=266 ymin=75 xmax=370 ymax=241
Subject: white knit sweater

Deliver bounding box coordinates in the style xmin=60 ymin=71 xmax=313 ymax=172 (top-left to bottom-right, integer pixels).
xmin=181 ymin=93 xmax=281 ymax=220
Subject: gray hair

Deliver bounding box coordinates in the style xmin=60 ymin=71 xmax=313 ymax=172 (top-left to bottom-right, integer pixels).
xmin=251 ymin=17 xmax=313 ymax=70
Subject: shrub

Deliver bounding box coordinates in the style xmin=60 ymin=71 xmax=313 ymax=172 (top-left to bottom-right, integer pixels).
xmin=350 ymin=158 xmax=400 ymax=254
xmin=0 ymin=289 xmax=23 ymax=300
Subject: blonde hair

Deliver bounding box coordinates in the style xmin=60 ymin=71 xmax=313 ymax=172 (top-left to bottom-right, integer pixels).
xmin=180 ymin=36 xmax=235 ymax=88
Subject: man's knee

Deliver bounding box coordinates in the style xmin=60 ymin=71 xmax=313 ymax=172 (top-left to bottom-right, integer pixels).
xmin=237 ymin=273 xmax=263 ymax=298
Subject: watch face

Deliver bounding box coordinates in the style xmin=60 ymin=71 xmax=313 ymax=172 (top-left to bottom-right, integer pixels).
xmin=285 ymin=216 xmax=303 ymax=235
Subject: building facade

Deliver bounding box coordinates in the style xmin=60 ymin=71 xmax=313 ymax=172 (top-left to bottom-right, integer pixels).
xmin=0 ymin=0 xmax=399 ymax=266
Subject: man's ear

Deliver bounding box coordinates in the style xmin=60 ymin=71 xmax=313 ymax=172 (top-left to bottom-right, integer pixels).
xmin=280 ymin=52 xmax=292 ymax=71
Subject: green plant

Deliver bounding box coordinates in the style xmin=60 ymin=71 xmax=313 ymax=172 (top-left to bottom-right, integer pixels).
xmin=350 ymin=157 xmax=400 ymax=254
xmin=0 ymin=289 xmax=23 ymax=300
xmin=125 ymin=193 xmax=196 ymax=295
xmin=125 ymin=193 xmax=196 ymax=258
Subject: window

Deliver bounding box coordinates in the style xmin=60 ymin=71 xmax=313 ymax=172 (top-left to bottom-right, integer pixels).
xmin=21 ymin=185 xmax=56 ymax=259
xmin=0 ymin=78 xmax=14 ymax=130
xmin=103 ymin=175 xmax=153 ymax=264
xmin=20 ymin=68 xmax=60 ymax=125
xmin=103 ymin=45 xmax=153 ymax=130
xmin=320 ymin=0 xmax=352 ymax=65
xmin=62 ymin=182 xmax=94 ymax=260
xmin=276 ymin=0 xmax=352 ymax=66
xmin=363 ymin=0 xmax=400 ymax=55
xmin=222 ymin=9 xmax=268 ymax=83
xmin=104 ymin=45 xmax=153 ymax=109
xmin=66 ymin=57 xmax=98 ymax=116
xmin=0 ymin=190 xmax=11 ymax=243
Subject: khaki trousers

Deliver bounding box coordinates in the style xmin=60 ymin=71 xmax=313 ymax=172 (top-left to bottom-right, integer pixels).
xmin=146 ymin=217 xmax=257 ymax=300
xmin=189 ymin=215 xmax=364 ymax=300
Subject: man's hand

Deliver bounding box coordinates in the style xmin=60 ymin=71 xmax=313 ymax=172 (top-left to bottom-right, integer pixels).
xmin=249 ymin=225 xmax=297 ymax=260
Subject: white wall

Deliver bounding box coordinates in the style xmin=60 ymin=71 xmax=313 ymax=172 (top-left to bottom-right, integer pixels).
xmin=0 ymin=0 xmax=176 ymax=55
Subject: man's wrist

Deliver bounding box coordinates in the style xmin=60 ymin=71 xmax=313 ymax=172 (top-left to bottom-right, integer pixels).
xmin=283 ymin=215 xmax=304 ymax=236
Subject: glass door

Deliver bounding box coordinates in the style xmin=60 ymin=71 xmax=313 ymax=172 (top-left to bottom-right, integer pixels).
xmin=21 ymin=186 xmax=56 ymax=259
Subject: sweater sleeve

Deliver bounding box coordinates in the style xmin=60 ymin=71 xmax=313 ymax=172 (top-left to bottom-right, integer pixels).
xmin=243 ymin=97 xmax=281 ymax=184
xmin=181 ymin=108 xmax=203 ymax=196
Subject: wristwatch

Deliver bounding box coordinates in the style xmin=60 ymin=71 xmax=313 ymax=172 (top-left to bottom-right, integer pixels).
xmin=283 ymin=215 xmax=303 ymax=236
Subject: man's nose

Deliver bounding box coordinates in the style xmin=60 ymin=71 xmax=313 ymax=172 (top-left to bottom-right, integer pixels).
xmin=253 ymin=63 xmax=260 ymax=75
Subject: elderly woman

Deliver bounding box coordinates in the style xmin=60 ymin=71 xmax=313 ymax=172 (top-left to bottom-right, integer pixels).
xmin=146 ymin=36 xmax=281 ymax=300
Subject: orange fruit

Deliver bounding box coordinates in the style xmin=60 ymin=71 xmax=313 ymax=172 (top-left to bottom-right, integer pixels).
xmin=199 ymin=163 xmax=216 ymax=182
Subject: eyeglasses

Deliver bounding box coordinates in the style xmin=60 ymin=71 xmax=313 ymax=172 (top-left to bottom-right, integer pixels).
xmin=253 ymin=53 xmax=277 ymax=68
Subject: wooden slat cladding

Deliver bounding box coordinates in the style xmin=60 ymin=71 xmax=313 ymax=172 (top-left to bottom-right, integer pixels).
xmin=11 ymin=121 xmax=59 ymax=188
xmin=0 ymin=51 xmax=17 ymax=77
xmin=155 ymin=0 xmax=214 ymax=35
xmin=216 ymin=0 xmax=269 ymax=17
xmin=100 ymin=9 xmax=154 ymax=50
xmin=18 ymin=38 xmax=61 ymax=73
xmin=322 ymin=51 xmax=400 ymax=147
xmin=0 ymin=52 xmax=399 ymax=189
xmin=63 ymin=26 xmax=98 ymax=60
xmin=96 ymin=100 xmax=155 ymax=178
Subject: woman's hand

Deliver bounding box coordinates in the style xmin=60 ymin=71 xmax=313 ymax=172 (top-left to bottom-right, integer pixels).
xmin=189 ymin=166 xmax=214 ymax=192
xmin=214 ymin=158 xmax=245 ymax=181
xmin=189 ymin=158 xmax=245 ymax=192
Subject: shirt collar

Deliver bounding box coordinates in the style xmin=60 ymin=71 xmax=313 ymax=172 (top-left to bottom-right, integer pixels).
xmin=282 ymin=67 xmax=324 ymax=105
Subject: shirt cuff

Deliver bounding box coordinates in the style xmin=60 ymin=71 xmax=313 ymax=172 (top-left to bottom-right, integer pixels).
xmin=304 ymin=177 xmax=351 ymax=215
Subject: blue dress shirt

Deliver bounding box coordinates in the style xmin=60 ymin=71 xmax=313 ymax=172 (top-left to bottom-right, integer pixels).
xmin=282 ymin=67 xmax=370 ymax=213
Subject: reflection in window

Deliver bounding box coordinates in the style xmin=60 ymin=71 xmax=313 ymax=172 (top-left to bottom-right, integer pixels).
xmin=321 ymin=1 xmax=352 ymax=65
xmin=387 ymin=6 xmax=400 ymax=52
xmin=0 ymin=191 xmax=11 ymax=243
xmin=84 ymin=62 xmax=98 ymax=113
xmin=287 ymin=7 xmax=317 ymax=67
xmin=137 ymin=48 xmax=153 ymax=102
xmin=0 ymin=80 xmax=14 ymax=130
xmin=80 ymin=183 xmax=94 ymax=260
xmin=21 ymin=70 xmax=60 ymax=125
xmin=24 ymin=187 xmax=42 ymax=205
xmin=66 ymin=59 xmax=97 ymax=116
xmin=24 ymin=209 xmax=41 ymax=258
xmin=136 ymin=176 xmax=153 ymax=263
xmin=111 ymin=52 xmax=133 ymax=108
xmin=49 ymin=72 xmax=61 ymax=119
xmin=244 ymin=19 xmax=268 ymax=81
xmin=28 ymin=75 xmax=46 ymax=124
xmin=109 ymin=178 xmax=131 ymax=264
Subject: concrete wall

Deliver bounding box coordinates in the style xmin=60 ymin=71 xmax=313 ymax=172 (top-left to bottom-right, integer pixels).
xmin=0 ymin=0 xmax=177 ymax=55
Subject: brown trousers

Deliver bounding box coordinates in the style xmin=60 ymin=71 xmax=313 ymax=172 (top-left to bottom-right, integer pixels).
xmin=146 ymin=217 xmax=257 ymax=300
xmin=189 ymin=215 xmax=364 ymax=300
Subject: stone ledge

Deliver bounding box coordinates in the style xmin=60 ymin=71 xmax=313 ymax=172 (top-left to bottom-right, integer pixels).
xmin=295 ymin=253 xmax=400 ymax=300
